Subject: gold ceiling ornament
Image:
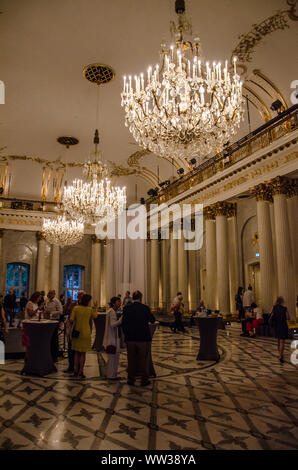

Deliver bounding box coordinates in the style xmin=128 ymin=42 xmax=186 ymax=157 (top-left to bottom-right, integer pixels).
xmin=212 ymin=201 xmax=236 ymax=217
xmin=250 ymin=182 xmax=273 ymax=202
xmin=42 ymin=215 xmax=84 ymax=247
xmin=231 ymin=10 xmax=290 ymax=66
xmin=83 ymin=63 xmax=115 ymax=85
xmin=286 ymin=178 xmax=298 ymax=198
xmin=0 ymin=163 xmax=8 ymax=197
xmin=41 ymin=167 xmax=53 ymax=202
xmin=252 ymin=232 xmax=259 ymax=247
xmin=57 ymin=136 xmax=79 ymax=148
xmin=121 ymin=0 xmax=244 ymax=161
xmin=36 ymin=231 xmax=46 ymax=241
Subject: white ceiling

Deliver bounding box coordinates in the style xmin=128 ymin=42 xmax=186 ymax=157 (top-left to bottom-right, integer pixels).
xmin=0 ymin=0 xmax=296 ymax=203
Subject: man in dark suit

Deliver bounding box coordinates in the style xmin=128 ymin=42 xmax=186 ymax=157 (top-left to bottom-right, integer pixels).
xmin=122 ymin=290 xmax=155 ymax=386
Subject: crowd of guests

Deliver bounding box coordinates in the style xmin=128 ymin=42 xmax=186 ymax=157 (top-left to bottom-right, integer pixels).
xmin=0 ymin=284 xmax=293 ymax=375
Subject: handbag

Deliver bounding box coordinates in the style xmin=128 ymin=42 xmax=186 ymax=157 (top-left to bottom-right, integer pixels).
xmin=72 ymin=329 xmax=80 ymax=339
xmin=106 ymin=344 xmax=116 ymax=354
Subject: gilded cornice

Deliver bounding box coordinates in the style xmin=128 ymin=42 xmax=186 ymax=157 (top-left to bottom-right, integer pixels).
xmin=286 ymin=178 xmax=298 ymax=198
xmin=203 ymin=206 xmax=216 ymax=220
xmin=36 ymin=231 xmax=45 ymax=241
xmin=250 ymin=182 xmax=273 ymax=202
xmin=91 ymin=234 xmax=102 ymax=244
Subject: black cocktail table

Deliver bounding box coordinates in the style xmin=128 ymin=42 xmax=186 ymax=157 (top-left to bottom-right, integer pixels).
xmin=21 ymin=320 xmax=58 ymax=376
xmin=92 ymin=314 xmax=106 ymax=351
xmin=196 ymin=317 xmax=220 ymax=361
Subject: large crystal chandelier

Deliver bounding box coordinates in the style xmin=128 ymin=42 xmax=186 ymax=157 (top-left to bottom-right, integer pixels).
xmin=121 ymin=0 xmax=244 ymax=161
xmin=63 ymin=129 xmax=126 ymax=225
xmin=42 ymin=215 xmax=84 ymax=246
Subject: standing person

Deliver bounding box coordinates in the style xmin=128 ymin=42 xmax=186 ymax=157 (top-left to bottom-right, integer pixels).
xmin=59 ymin=294 xmax=65 ymax=306
xmin=17 ymin=291 xmax=28 ymax=327
xmin=171 ymin=293 xmax=186 ymax=333
xmin=123 ymin=291 xmax=132 ymax=307
xmin=63 ymin=290 xmax=85 ymax=374
xmin=44 ymin=290 xmax=63 ymax=362
xmin=4 ymin=290 xmax=16 ymax=327
xmin=0 ymin=296 xmax=9 ymax=344
xmin=38 ymin=291 xmax=45 ymax=310
xmin=235 ymin=287 xmax=246 ymax=336
xmin=243 ymin=285 xmax=254 ymax=313
xmin=103 ymin=297 xmax=123 ymax=380
xmin=122 ymin=290 xmax=155 ymax=386
xmin=70 ymin=294 xmax=98 ymax=379
xmin=25 ymin=292 xmax=42 ymax=319
xmin=270 ymin=297 xmax=290 ymax=364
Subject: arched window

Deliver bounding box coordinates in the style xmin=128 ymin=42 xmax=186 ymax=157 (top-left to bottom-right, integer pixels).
xmin=63 ymin=265 xmax=85 ymax=301
xmin=6 ymin=263 xmax=30 ymax=299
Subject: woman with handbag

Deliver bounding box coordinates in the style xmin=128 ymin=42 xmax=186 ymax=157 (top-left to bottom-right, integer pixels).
xmin=70 ymin=294 xmax=97 ymax=379
xmin=103 ymin=297 xmax=122 ymax=380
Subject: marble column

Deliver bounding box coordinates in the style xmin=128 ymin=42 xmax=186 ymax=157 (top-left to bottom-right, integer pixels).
xmin=178 ymin=234 xmax=188 ymax=312
xmin=227 ymin=205 xmax=239 ymax=314
xmin=36 ymin=231 xmax=47 ymax=292
xmin=146 ymin=239 xmax=151 ymax=307
xmin=188 ymin=249 xmax=198 ymax=313
xmin=215 ymin=202 xmax=230 ymax=315
xmin=287 ymin=180 xmax=298 ymax=289
xmin=150 ymin=238 xmax=160 ymax=311
xmin=0 ymin=229 xmax=3 ymax=293
xmin=50 ymin=244 xmax=60 ymax=295
xmin=252 ymin=183 xmax=275 ymax=314
xmin=271 ymin=176 xmax=296 ymax=319
xmin=105 ymin=239 xmax=115 ymax=304
xmin=205 ymin=207 xmax=217 ymax=310
xmin=161 ymin=238 xmax=170 ymax=311
xmin=170 ymin=232 xmax=178 ymax=303
xmin=91 ymin=235 xmax=101 ymax=308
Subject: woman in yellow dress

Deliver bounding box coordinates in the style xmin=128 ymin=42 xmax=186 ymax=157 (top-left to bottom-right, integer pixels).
xmin=70 ymin=294 xmax=97 ymax=379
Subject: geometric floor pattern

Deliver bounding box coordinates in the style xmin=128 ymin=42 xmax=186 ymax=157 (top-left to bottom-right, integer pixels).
xmin=0 ymin=324 xmax=297 ymax=450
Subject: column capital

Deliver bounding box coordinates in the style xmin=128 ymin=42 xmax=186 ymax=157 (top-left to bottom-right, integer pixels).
xmin=203 ymin=206 xmax=216 ymax=220
xmin=269 ymin=176 xmax=292 ymax=196
xmin=91 ymin=234 xmax=102 ymax=244
xmin=213 ymin=201 xmax=236 ymax=217
xmin=286 ymin=179 xmax=298 ymax=198
xmin=250 ymin=183 xmax=273 ymax=202
xmin=36 ymin=231 xmax=46 ymax=241
xmin=0 ymin=229 xmax=4 ymax=239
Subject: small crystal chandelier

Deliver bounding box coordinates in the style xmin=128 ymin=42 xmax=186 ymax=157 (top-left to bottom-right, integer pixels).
xmin=121 ymin=0 xmax=244 ymax=161
xmin=42 ymin=215 xmax=84 ymax=246
xmin=63 ymin=129 xmax=126 ymax=225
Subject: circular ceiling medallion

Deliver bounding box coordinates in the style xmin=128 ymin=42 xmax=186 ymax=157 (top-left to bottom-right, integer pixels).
xmin=83 ymin=63 xmax=115 ymax=85
xmin=57 ymin=136 xmax=79 ymax=147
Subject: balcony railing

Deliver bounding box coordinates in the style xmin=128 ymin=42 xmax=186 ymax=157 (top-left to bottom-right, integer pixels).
xmin=147 ymin=103 xmax=298 ymax=204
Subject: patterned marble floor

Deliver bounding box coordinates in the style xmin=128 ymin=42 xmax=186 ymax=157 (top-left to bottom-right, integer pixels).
xmin=0 ymin=324 xmax=297 ymax=450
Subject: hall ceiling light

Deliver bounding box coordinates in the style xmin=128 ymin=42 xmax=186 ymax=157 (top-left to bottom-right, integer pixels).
xmin=121 ymin=0 xmax=244 ymax=162
xmin=42 ymin=215 xmax=84 ymax=246
xmin=62 ymin=66 xmax=126 ymax=225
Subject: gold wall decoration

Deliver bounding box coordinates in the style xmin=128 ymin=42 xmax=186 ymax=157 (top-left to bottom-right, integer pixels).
xmin=250 ymin=182 xmax=273 ymax=202
xmin=41 ymin=167 xmax=53 ymax=202
xmin=0 ymin=163 xmax=8 ymax=196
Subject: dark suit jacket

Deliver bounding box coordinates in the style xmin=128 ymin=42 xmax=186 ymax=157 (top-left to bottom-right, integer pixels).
xmin=122 ymin=301 xmax=155 ymax=342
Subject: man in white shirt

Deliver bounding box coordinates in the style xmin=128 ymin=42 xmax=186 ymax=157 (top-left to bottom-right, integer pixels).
xmin=243 ymin=285 xmax=254 ymax=311
xmin=44 ymin=290 xmax=63 ymax=320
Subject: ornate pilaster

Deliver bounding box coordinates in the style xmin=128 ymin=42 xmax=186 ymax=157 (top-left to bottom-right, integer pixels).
xmin=214 ymin=202 xmax=230 ymax=315
xmin=227 ymin=204 xmax=239 ymax=314
xmin=50 ymin=244 xmax=60 ymax=295
xmin=178 ymin=235 xmax=188 ymax=312
xmin=36 ymin=231 xmax=47 ymax=292
xmin=270 ymin=176 xmax=296 ymax=319
xmin=251 ymin=183 xmax=275 ymax=313
xmin=170 ymin=232 xmax=178 ymax=303
xmin=204 ymin=206 xmax=217 ymax=310
xmin=150 ymin=238 xmax=160 ymax=311
xmin=91 ymin=235 xmax=102 ymax=308
xmin=286 ymin=179 xmax=298 ymax=292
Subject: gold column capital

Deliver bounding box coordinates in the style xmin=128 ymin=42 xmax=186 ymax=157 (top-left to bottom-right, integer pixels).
xmin=286 ymin=179 xmax=298 ymax=198
xmin=203 ymin=206 xmax=216 ymax=220
xmin=250 ymin=182 xmax=273 ymax=202
xmin=270 ymin=176 xmax=291 ymax=196
xmin=36 ymin=231 xmax=46 ymax=241
xmin=213 ymin=201 xmax=236 ymax=217
xmin=91 ymin=234 xmax=102 ymax=244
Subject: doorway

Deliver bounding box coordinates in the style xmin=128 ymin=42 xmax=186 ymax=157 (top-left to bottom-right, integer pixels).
xmin=247 ymin=262 xmax=260 ymax=306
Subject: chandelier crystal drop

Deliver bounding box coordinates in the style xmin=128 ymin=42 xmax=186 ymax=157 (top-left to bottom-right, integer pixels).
xmin=121 ymin=1 xmax=244 ymax=161
xmin=42 ymin=215 xmax=84 ymax=246
xmin=63 ymin=174 xmax=126 ymax=225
